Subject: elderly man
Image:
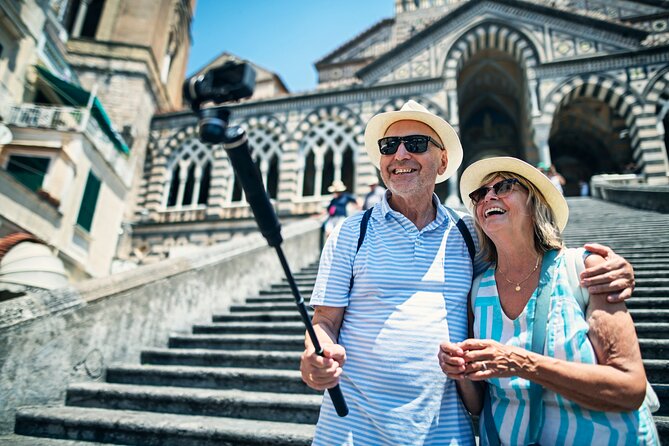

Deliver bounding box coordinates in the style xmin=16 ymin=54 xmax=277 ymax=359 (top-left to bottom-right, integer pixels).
xmin=300 ymin=101 xmax=634 ymax=445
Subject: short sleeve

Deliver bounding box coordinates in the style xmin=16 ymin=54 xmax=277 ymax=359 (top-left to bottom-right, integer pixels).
xmin=309 ymin=213 xmax=363 ymax=308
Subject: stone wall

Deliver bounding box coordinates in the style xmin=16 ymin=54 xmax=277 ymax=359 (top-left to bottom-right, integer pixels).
xmin=591 ymin=182 xmax=669 ymax=213
xmin=0 ymin=217 xmax=322 ymax=434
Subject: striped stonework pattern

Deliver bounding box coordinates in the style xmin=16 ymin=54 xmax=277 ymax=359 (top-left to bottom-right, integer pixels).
xmin=643 ymin=67 xmax=669 ymax=176
xmin=443 ymin=22 xmax=540 ymax=138
xmin=292 ymin=105 xmax=366 ymax=215
xmin=543 ymin=74 xmax=666 ymax=179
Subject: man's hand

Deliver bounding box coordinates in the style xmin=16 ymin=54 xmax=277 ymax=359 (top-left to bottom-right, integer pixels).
xmin=581 ymin=243 xmax=635 ymax=302
xmin=300 ymin=343 xmax=346 ymax=391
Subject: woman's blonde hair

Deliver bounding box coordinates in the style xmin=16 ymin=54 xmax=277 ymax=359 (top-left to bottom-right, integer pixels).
xmin=473 ymin=171 xmax=564 ymax=263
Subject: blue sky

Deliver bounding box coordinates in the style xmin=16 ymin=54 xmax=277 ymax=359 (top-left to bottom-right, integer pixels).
xmin=186 ymin=0 xmax=394 ymax=93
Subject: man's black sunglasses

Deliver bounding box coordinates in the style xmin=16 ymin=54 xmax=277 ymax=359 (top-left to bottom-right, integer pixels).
xmin=468 ymin=178 xmax=526 ymax=205
xmin=378 ymin=135 xmax=444 ymax=155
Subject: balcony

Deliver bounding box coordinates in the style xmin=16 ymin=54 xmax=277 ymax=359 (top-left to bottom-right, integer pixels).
xmin=6 ymin=103 xmax=132 ymax=186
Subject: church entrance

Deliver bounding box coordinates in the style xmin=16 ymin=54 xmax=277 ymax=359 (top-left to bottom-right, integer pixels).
xmin=549 ymin=97 xmax=634 ymax=196
xmin=456 ymin=49 xmax=530 ymax=168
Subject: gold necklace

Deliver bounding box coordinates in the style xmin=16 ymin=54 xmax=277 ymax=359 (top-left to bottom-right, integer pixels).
xmin=497 ymin=256 xmax=541 ymax=292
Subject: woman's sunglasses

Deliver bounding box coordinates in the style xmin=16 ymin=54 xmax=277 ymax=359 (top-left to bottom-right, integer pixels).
xmin=378 ymin=135 xmax=444 ymax=155
xmin=469 ymin=178 xmax=525 ymax=205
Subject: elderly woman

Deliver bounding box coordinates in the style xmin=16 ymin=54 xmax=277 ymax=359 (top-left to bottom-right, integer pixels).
xmin=439 ymin=157 xmax=658 ymax=445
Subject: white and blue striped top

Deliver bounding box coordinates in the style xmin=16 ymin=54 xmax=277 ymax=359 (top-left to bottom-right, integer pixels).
xmin=474 ymin=250 xmax=659 ymax=445
xmin=310 ymin=194 xmax=482 ymax=446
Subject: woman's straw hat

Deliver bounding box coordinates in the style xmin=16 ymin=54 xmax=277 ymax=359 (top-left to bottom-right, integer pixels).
xmin=364 ymin=100 xmax=462 ymax=184
xmin=459 ymin=156 xmax=569 ymax=231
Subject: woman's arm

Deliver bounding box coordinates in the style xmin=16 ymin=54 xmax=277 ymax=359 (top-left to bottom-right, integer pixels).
xmin=459 ymin=254 xmax=646 ymax=412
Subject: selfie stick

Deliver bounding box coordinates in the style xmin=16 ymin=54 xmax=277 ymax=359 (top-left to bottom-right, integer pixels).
xmin=221 ymin=126 xmax=349 ymax=418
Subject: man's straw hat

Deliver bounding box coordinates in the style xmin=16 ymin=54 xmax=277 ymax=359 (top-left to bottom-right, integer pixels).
xmin=364 ymin=100 xmax=463 ymax=184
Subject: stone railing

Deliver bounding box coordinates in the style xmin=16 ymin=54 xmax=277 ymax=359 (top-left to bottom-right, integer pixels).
xmin=0 ymin=217 xmax=322 ymax=433
xmin=591 ymin=174 xmax=669 ymax=213
xmin=6 ymin=103 xmax=85 ymax=131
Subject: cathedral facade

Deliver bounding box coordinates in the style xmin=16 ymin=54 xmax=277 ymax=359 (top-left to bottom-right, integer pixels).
xmin=133 ymin=0 xmax=669 ymax=263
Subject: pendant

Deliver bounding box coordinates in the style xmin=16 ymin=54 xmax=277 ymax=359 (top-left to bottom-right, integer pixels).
xmin=515 ymin=285 xmax=521 ymax=292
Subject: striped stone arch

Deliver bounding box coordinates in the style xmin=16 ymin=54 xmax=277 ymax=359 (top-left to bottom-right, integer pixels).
xmin=374 ymin=96 xmax=446 ymax=117
xmin=643 ymin=66 xmax=669 ymax=103
xmin=223 ymin=115 xmax=288 ymax=202
xmin=293 ymin=105 xmax=365 ymax=198
xmin=542 ymin=75 xmax=657 ymax=172
xmin=443 ymin=22 xmax=541 ymax=84
xmin=162 ymin=136 xmax=215 ymax=209
xmin=640 ymin=68 xmax=669 ymax=178
xmin=140 ymin=125 xmax=201 ymax=216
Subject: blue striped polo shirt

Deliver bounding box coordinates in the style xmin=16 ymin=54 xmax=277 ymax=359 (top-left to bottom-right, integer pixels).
xmin=474 ymin=250 xmax=659 ymax=445
xmin=310 ymin=193 xmax=482 ymax=446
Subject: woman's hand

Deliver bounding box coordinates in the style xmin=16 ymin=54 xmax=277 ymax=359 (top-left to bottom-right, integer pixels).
xmin=457 ymin=339 xmax=537 ymax=381
xmin=438 ymin=341 xmax=467 ymax=380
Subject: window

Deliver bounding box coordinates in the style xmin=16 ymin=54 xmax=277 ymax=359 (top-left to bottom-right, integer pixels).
xmin=6 ymin=155 xmax=50 ymax=191
xmin=163 ymin=138 xmax=213 ymax=209
xmin=76 ymin=171 xmax=101 ymax=232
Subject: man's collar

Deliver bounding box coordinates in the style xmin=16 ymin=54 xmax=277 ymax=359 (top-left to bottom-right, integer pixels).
xmin=379 ymin=192 xmax=447 ymax=227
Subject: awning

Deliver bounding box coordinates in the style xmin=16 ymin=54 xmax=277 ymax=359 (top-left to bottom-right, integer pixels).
xmin=35 ymin=65 xmax=129 ymax=155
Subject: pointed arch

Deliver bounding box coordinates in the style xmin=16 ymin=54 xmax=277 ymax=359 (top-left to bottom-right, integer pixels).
xmin=162 ymin=137 xmax=214 ymax=209
xmin=295 ymin=106 xmax=365 ymax=198
xmin=226 ymin=115 xmax=287 ymax=203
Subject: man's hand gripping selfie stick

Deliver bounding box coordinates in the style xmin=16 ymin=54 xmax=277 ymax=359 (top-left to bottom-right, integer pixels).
xmin=222 ymin=126 xmax=349 ymax=417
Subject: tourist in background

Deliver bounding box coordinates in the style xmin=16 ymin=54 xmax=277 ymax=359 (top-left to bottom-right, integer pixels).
xmin=323 ymin=180 xmax=360 ymax=237
xmin=538 ymin=162 xmax=566 ymax=195
xmin=362 ymin=178 xmax=386 ymax=210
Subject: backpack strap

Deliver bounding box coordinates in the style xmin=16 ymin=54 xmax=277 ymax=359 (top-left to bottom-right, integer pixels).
xmin=445 ymin=207 xmax=475 ymax=262
xmin=356 ymin=208 xmax=374 ymax=254
xmin=349 ymin=208 xmax=374 ymax=290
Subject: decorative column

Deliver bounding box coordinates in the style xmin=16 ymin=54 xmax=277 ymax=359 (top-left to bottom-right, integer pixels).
xmin=71 ymin=0 xmax=92 ymax=38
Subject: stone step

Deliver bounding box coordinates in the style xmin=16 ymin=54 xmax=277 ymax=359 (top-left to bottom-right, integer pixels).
xmin=141 ymin=348 xmax=301 ymax=370
xmin=632 ymin=287 xmax=669 ymax=297
xmin=0 ymin=435 xmax=113 ymax=445
xmin=636 ymin=323 xmax=669 ymax=338
xmin=106 ymin=364 xmax=316 ymax=394
xmin=245 ymin=295 xmax=298 ymax=304
xmin=14 ymin=406 xmax=315 ymax=446
xmin=194 ymin=322 xmax=305 ymax=335
xmin=644 ymin=359 xmax=669 ymax=384
xmin=639 ymin=339 xmax=669 ymax=360
xmin=259 ymin=289 xmax=313 ymax=296
xmin=626 ymin=298 xmax=669 ymax=309
xmin=267 ymin=285 xmax=314 ymax=293
xmin=629 ymin=309 xmax=669 ymax=322
xmin=168 ymin=334 xmax=304 ymax=351
xmin=651 ymin=384 xmax=669 ymax=416
xmin=634 ymin=279 xmax=669 ymax=288
xmin=65 ymin=382 xmax=321 ymax=424
xmin=212 ymin=311 xmax=306 ymax=323
xmin=229 ymin=302 xmax=299 ymax=313
xmin=636 ymin=271 xmax=669 ymax=279
xmin=656 ymin=415 xmax=669 ymax=442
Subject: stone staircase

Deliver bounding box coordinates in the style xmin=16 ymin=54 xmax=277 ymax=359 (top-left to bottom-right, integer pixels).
xmin=5 ymin=197 xmax=669 ymax=444
xmin=561 ymin=198 xmax=669 ymax=442
xmin=7 ymin=265 xmax=321 ymax=445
